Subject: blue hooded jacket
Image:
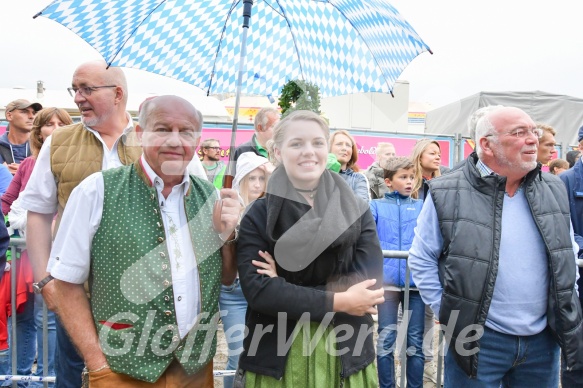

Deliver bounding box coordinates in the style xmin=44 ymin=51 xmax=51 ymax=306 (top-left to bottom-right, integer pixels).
xmin=370 ymin=191 xmax=423 ymax=287
xmin=0 ymin=132 xmax=30 ymax=164
xmin=339 ymin=167 xmax=369 ymax=200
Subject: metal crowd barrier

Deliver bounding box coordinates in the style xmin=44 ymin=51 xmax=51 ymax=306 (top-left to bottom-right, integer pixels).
xmin=0 ymin=238 xmax=236 ymax=386
xmin=386 ymin=252 xmax=583 ymax=388
xmin=2 ymin=238 xmax=55 ymax=387
xmin=383 ymin=250 xmax=444 ymax=388
xmin=2 ymin=241 xmax=579 ymax=386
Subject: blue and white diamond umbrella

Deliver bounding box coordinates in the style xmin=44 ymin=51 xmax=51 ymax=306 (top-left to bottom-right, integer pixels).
xmin=35 ymin=0 xmax=430 ymax=98
xmin=34 ymin=0 xmax=431 ymax=187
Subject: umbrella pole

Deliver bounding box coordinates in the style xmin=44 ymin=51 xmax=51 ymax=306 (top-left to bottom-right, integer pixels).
xmin=214 ymin=0 xmax=254 ymax=233
xmin=224 ymin=0 xmax=254 ymax=189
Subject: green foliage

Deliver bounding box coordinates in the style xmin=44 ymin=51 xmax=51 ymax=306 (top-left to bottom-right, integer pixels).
xmin=278 ymin=79 xmax=321 ymax=118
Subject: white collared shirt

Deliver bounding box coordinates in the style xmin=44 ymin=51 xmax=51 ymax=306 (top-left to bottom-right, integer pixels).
xmin=21 ymin=114 xmax=134 ymax=214
xmin=49 ymin=155 xmax=201 ymax=338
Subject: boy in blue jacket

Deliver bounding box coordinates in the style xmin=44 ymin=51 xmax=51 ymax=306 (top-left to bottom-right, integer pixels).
xmin=370 ymin=157 xmax=425 ymax=388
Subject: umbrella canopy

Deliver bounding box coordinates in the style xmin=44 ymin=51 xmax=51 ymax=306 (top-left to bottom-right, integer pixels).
xmin=35 ymin=0 xmax=431 ymax=98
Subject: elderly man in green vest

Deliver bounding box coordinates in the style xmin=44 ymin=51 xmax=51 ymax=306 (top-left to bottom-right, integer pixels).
xmin=47 ymin=95 xmax=239 ymax=387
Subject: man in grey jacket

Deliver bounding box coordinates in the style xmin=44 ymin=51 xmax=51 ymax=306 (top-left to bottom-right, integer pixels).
xmin=364 ymin=142 xmax=395 ymax=199
xmin=409 ymin=106 xmax=583 ymax=386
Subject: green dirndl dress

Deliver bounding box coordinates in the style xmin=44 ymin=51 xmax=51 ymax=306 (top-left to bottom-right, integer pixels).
xmin=245 ymin=321 xmax=378 ymax=388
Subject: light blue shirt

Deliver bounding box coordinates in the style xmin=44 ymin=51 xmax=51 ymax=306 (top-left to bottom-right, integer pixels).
xmin=409 ymin=190 xmax=579 ymax=336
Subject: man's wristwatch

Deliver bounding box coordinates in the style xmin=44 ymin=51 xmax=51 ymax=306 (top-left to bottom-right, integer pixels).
xmin=33 ymin=275 xmax=54 ymax=294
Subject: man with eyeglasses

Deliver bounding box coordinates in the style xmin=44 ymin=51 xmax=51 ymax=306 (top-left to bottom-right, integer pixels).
xmin=200 ymin=138 xmax=226 ymax=189
xmin=1 ymin=99 xmax=42 ymax=174
xmin=409 ymin=106 xmax=583 ymax=386
xmin=21 ymin=60 xmax=141 ymax=388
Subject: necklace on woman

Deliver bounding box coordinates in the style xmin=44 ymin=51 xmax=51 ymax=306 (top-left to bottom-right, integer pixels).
xmin=295 ymin=187 xmax=318 ymax=199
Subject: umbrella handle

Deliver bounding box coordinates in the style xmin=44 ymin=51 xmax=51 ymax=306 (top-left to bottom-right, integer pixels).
xmin=214 ymin=0 xmax=252 ymax=234
xmin=213 ymin=150 xmax=235 ymax=233
xmin=222 ymin=174 xmax=233 ymax=189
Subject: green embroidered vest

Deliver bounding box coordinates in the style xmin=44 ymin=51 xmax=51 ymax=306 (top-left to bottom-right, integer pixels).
xmin=90 ymin=161 xmax=223 ymax=383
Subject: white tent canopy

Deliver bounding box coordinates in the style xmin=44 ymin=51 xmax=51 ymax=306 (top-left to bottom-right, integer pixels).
xmin=1 ymin=88 xmax=231 ymax=122
xmin=425 ymin=91 xmax=583 ymax=147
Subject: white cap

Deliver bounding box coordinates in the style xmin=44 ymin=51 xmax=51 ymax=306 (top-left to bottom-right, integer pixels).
xmin=233 ymin=152 xmax=270 ymax=191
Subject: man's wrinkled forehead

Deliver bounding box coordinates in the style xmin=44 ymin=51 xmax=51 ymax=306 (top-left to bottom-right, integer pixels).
xmin=147 ymin=100 xmax=199 ymax=127
xmin=147 ymin=112 xmax=198 ymax=131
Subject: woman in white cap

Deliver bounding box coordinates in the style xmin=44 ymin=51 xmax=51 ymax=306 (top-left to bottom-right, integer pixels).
xmin=233 ymin=152 xmax=274 ymax=207
xmin=220 ymin=151 xmax=273 ymax=388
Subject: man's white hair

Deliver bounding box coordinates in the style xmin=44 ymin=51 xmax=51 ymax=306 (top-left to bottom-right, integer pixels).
xmin=254 ymin=107 xmax=279 ymax=131
xmin=471 ymin=105 xmax=504 ymax=156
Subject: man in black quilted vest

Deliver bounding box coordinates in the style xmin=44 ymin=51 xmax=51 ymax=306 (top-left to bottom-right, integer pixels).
xmin=409 ymin=106 xmax=583 ymax=386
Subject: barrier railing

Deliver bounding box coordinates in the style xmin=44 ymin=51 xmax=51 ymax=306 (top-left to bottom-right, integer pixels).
xmin=387 ymin=252 xmax=583 ymax=388
xmin=0 ymin=238 xmax=237 ymax=386
xmin=3 ymin=238 xmax=55 ymax=387
xmin=2 ymin=242 xmax=580 ymax=386
xmin=383 ymin=250 xmax=444 ymax=388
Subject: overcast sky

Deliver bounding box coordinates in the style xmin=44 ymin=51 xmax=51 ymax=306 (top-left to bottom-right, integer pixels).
xmin=1 ymin=0 xmax=581 ymax=108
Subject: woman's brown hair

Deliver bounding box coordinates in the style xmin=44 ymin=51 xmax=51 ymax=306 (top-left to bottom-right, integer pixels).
xmin=30 ymin=108 xmax=73 ymax=158
xmin=329 ymin=130 xmax=360 ymax=171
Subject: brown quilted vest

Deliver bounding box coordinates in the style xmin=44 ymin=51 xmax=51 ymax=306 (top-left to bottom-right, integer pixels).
xmin=50 ymin=122 xmax=142 ymax=232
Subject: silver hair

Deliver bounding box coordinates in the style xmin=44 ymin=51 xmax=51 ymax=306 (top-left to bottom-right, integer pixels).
xmin=138 ymin=100 xmax=152 ymax=128
xmin=474 ymin=114 xmax=497 ymax=158
xmin=254 ymin=107 xmax=279 ymax=131
xmin=468 ymin=105 xmax=504 ymax=140
xmin=470 ymin=105 xmax=504 ymax=155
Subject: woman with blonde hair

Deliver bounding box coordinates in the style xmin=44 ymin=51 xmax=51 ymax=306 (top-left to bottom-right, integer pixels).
xmin=220 ymin=151 xmax=273 ymax=388
xmin=411 ymin=138 xmax=442 ymax=201
xmin=233 ymin=152 xmax=273 ymax=206
xmin=236 ymin=110 xmax=383 ymax=387
xmin=329 ymin=130 xmax=369 ymax=200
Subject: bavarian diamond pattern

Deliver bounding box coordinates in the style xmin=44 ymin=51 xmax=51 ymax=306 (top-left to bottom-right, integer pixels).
xmin=38 ymin=0 xmax=430 ymax=97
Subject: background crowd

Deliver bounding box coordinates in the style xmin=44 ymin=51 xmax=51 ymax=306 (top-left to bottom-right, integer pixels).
xmin=0 ymin=62 xmax=581 ymax=388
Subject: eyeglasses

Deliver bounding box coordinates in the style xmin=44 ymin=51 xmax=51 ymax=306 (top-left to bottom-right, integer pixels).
xmin=67 ymin=85 xmax=117 ymax=97
xmin=205 ymin=146 xmax=221 ymax=150
xmin=486 ymin=127 xmax=543 ymax=139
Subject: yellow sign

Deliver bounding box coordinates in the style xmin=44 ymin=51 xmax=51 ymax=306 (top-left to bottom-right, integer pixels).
xmin=225 ymin=107 xmax=264 ymax=122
